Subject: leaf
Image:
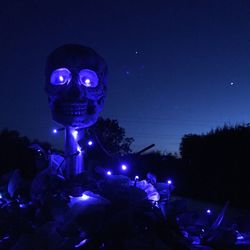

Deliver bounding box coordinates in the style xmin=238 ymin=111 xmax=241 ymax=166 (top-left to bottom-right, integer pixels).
xmin=8 ymin=169 xmax=22 ymax=197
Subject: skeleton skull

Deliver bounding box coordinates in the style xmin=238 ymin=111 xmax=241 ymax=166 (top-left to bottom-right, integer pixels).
xmin=45 ymin=44 xmax=107 ymax=128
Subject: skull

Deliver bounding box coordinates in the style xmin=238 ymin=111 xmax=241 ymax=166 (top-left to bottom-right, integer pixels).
xmin=45 ymin=44 xmax=107 ymax=128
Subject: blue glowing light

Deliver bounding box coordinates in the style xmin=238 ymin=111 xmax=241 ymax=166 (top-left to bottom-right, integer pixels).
xmin=167 ymin=179 xmax=172 ymax=185
xmin=75 ymin=238 xmax=88 ymax=248
xmin=206 ymin=209 xmax=211 ymax=214
xmin=0 ymin=193 xmax=2 ymax=199
xmin=53 ymin=129 xmax=58 ymax=134
xmin=72 ymin=130 xmax=78 ymax=139
xmin=135 ymin=175 xmax=139 ymax=180
xmin=77 ymin=145 xmax=82 ymax=152
xmin=121 ymin=164 xmax=127 ymax=171
xmin=107 ymin=171 xmax=112 ymax=176
xmin=50 ymin=68 xmax=72 ymax=85
xmin=87 ymin=140 xmax=93 ymax=146
xmin=80 ymin=193 xmax=90 ymax=201
xmin=79 ymin=69 xmax=99 ymax=88
xmin=236 ymin=230 xmax=244 ymax=240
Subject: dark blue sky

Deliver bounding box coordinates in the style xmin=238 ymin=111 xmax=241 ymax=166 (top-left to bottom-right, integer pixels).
xmin=0 ymin=0 xmax=249 ymax=153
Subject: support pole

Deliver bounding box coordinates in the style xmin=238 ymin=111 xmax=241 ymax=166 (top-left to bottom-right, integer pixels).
xmin=65 ymin=126 xmax=85 ymax=178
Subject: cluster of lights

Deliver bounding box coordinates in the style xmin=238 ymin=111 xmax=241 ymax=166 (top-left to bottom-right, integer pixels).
xmin=52 ymin=128 xmax=94 ymax=147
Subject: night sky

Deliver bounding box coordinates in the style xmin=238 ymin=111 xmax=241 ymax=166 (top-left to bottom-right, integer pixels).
xmin=0 ymin=1 xmax=249 ymax=154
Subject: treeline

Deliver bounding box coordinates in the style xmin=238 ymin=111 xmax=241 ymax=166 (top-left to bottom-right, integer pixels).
xmin=179 ymin=124 xmax=250 ymax=208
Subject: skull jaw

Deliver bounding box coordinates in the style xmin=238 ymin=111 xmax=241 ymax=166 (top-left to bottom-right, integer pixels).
xmin=52 ymin=110 xmax=99 ymax=128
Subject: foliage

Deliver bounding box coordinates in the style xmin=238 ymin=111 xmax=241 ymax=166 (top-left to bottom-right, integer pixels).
xmin=179 ymin=123 xmax=250 ymax=208
xmin=0 ymin=158 xmax=243 ymax=250
xmin=0 ymin=129 xmax=52 ymax=178
xmin=86 ymin=117 xmax=134 ymax=157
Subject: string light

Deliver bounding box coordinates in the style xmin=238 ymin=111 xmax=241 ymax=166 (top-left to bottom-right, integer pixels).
xmin=106 ymin=170 xmax=112 ymax=176
xmin=72 ymin=130 xmax=78 ymax=139
xmin=87 ymin=140 xmax=93 ymax=146
xmin=134 ymin=175 xmax=139 ymax=187
xmin=121 ymin=164 xmax=127 ymax=171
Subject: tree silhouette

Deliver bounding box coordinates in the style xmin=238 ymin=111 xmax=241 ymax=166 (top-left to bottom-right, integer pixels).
xmin=180 ymin=123 xmax=250 ymax=208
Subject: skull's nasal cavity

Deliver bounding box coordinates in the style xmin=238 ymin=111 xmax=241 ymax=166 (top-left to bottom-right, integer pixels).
xmin=67 ymin=84 xmax=84 ymax=100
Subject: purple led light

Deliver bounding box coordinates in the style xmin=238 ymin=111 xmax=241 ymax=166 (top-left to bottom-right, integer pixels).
xmin=87 ymin=140 xmax=93 ymax=146
xmin=80 ymin=193 xmax=90 ymax=201
xmin=50 ymin=68 xmax=72 ymax=85
xmin=72 ymin=130 xmax=78 ymax=139
xmin=85 ymin=78 xmax=91 ymax=86
xmin=59 ymin=76 xmax=64 ymax=82
xmin=206 ymin=209 xmax=211 ymax=214
xmin=135 ymin=175 xmax=139 ymax=180
xmin=79 ymin=69 xmax=98 ymax=88
xmin=53 ymin=129 xmax=58 ymax=134
xmin=167 ymin=179 xmax=172 ymax=185
xmin=107 ymin=171 xmax=112 ymax=176
xmin=121 ymin=164 xmax=127 ymax=171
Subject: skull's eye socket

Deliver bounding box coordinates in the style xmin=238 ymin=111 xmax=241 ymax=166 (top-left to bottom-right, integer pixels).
xmin=79 ymin=69 xmax=99 ymax=88
xmin=50 ymin=68 xmax=72 ymax=85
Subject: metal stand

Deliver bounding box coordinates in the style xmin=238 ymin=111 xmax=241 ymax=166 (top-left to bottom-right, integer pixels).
xmin=65 ymin=126 xmax=85 ymax=178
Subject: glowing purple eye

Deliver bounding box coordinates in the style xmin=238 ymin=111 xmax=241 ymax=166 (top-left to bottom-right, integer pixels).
xmin=79 ymin=69 xmax=99 ymax=87
xmin=50 ymin=68 xmax=72 ymax=85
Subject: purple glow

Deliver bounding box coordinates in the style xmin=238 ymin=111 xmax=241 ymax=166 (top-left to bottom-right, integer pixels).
xmin=85 ymin=78 xmax=91 ymax=86
xmin=80 ymin=193 xmax=90 ymax=201
xmin=19 ymin=204 xmax=27 ymax=208
xmin=167 ymin=179 xmax=172 ymax=185
xmin=206 ymin=209 xmax=211 ymax=214
xmin=236 ymin=230 xmax=244 ymax=240
xmin=121 ymin=164 xmax=127 ymax=171
xmin=50 ymin=68 xmax=72 ymax=85
xmin=75 ymin=238 xmax=88 ymax=248
xmin=135 ymin=175 xmax=139 ymax=180
xmin=107 ymin=170 xmax=112 ymax=176
xmin=87 ymin=140 xmax=93 ymax=146
xmin=79 ymin=69 xmax=99 ymax=88
xmin=0 ymin=193 xmax=2 ymax=199
xmin=77 ymin=145 xmax=82 ymax=152
xmin=59 ymin=76 xmax=64 ymax=81
xmin=72 ymin=130 xmax=78 ymax=139
xmin=52 ymin=128 xmax=58 ymax=134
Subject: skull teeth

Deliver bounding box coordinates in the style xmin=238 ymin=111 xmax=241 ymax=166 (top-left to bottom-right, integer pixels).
xmin=56 ymin=103 xmax=88 ymax=116
xmin=64 ymin=111 xmax=85 ymax=116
